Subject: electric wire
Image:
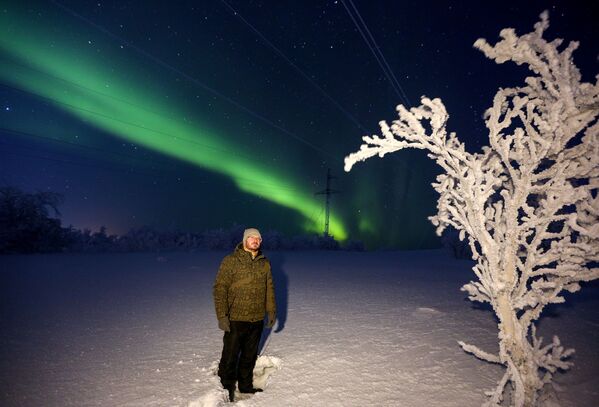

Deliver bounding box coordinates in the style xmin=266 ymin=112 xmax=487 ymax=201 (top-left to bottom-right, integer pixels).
xmin=343 ymin=4 xmax=400 ymax=101
xmin=0 ymin=59 xmax=275 ymax=163
xmin=340 ymin=0 xmax=411 ymax=107
xmin=3 ymin=57 xmax=184 ymax=127
xmin=218 ymin=0 xmax=369 ymax=134
xmin=341 ymin=0 xmax=404 ymax=103
xmin=0 ymin=126 xmax=181 ymax=169
xmin=1 ymin=70 xmax=326 ymax=190
xmin=347 ymin=0 xmax=411 ymax=107
xmin=0 ymin=82 xmax=259 ymax=162
xmin=0 ymin=130 xmax=316 ymax=197
xmin=1 ymin=146 xmax=316 ymax=199
xmin=3 ymin=3 xmax=350 ymax=223
xmin=49 ymin=0 xmax=339 ymax=161
xmin=0 ymin=142 xmax=185 ymax=180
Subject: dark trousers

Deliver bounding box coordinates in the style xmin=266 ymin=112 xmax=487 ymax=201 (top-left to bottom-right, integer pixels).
xmin=218 ymin=320 xmax=263 ymax=390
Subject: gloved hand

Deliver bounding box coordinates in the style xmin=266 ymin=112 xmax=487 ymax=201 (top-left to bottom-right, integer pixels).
xmin=218 ymin=317 xmax=230 ymax=332
xmin=266 ymin=312 xmax=276 ymax=329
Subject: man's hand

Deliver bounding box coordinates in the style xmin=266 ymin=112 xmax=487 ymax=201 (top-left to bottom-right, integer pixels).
xmin=218 ymin=317 xmax=230 ymax=332
xmin=266 ymin=312 xmax=276 ymax=329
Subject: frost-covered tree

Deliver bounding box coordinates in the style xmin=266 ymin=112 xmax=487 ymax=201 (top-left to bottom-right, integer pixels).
xmin=345 ymin=12 xmax=598 ymax=407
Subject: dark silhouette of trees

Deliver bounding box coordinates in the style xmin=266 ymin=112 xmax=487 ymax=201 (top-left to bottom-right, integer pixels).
xmin=0 ymin=186 xmax=69 ymax=253
xmin=0 ymin=186 xmax=360 ymax=253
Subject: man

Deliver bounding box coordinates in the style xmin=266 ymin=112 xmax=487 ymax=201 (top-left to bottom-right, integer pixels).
xmin=213 ymin=228 xmax=276 ymax=402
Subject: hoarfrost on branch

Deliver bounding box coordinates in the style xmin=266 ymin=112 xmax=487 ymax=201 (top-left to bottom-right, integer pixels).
xmin=345 ymin=11 xmax=598 ymax=406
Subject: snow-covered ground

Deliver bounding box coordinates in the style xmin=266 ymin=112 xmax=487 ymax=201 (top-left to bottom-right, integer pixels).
xmin=1 ymin=250 xmax=597 ymax=406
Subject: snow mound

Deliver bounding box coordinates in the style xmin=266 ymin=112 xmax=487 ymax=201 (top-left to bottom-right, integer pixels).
xmin=252 ymin=355 xmax=282 ymax=389
xmin=190 ymin=356 xmax=281 ymax=406
xmin=414 ymin=307 xmax=444 ymax=317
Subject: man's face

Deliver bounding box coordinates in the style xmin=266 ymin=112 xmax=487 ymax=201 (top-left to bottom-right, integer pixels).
xmin=245 ymin=235 xmax=262 ymax=251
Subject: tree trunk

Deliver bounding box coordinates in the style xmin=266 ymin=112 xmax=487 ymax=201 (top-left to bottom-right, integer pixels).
xmin=496 ymin=294 xmax=539 ymax=406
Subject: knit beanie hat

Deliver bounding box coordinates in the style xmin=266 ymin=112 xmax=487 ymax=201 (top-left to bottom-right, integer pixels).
xmin=243 ymin=228 xmax=262 ymax=242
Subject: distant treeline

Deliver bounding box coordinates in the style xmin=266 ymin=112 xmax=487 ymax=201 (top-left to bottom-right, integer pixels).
xmin=0 ymin=186 xmax=364 ymax=254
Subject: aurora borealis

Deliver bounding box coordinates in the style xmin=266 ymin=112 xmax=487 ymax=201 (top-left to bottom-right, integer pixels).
xmin=0 ymin=3 xmax=347 ymax=239
xmin=1 ymin=1 xmax=595 ymax=248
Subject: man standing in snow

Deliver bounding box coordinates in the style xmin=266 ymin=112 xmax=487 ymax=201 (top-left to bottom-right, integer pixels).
xmin=213 ymin=228 xmax=276 ymax=402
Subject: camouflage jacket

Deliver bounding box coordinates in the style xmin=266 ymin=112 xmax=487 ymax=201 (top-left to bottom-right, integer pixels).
xmin=213 ymin=243 xmax=276 ymax=323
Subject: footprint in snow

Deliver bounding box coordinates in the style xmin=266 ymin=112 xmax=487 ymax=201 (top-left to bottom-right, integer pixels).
xmin=190 ymin=355 xmax=281 ymax=406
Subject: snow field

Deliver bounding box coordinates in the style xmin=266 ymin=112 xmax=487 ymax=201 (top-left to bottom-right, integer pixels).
xmin=1 ymin=250 xmax=597 ymax=406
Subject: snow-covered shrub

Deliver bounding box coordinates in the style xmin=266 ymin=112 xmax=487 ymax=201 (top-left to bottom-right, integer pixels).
xmin=345 ymin=12 xmax=598 ymax=407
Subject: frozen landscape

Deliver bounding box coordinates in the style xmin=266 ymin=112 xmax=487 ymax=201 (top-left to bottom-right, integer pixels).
xmin=1 ymin=249 xmax=597 ymax=406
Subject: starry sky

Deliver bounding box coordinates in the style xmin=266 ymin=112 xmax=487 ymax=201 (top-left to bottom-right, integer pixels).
xmin=0 ymin=0 xmax=596 ymax=248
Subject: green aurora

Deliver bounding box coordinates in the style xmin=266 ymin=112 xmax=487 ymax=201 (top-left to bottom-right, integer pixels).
xmin=0 ymin=7 xmax=348 ymax=240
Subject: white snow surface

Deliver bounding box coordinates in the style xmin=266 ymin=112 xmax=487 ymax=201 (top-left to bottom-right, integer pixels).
xmin=1 ymin=250 xmax=597 ymax=406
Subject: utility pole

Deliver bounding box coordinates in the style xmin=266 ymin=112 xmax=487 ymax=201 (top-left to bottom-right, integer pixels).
xmin=315 ymin=168 xmax=340 ymax=237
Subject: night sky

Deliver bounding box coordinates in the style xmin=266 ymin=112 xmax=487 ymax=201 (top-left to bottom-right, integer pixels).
xmin=0 ymin=0 xmax=596 ymax=248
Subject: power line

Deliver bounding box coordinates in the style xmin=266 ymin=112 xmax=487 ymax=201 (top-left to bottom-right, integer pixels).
xmin=218 ymin=0 xmax=369 ymax=134
xmin=340 ymin=0 xmax=411 ymax=107
xmin=0 ymin=129 xmax=315 ymax=196
xmin=0 ymin=126 xmax=180 ymax=168
xmin=2 ymin=56 xmax=313 ymax=168
xmin=0 ymin=60 xmax=282 ymax=163
xmin=0 ymin=142 xmax=185 ymax=181
xmin=49 ymin=0 xmax=338 ymax=161
xmin=2 ymin=57 xmax=183 ymax=126
xmin=1 ymin=146 xmax=314 ymax=199
xmin=0 ymin=82 xmax=258 ymax=162
xmin=315 ymin=168 xmax=340 ymax=237
xmin=1 ymin=77 xmax=327 ymax=191
xmin=347 ymin=0 xmax=412 ymax=107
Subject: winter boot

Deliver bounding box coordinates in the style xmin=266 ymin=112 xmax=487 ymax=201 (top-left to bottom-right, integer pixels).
xmin=239 ymin=387 xmax=263 ymax=394
xmin=226 ymin=385 xmax=235 ymax=402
